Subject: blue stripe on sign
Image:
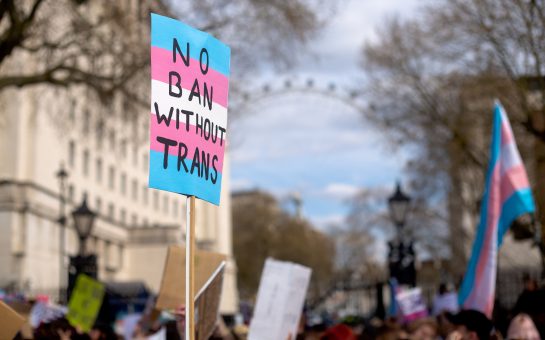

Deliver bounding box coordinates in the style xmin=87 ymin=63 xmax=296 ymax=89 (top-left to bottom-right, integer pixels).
xmin=151 ymin=13 xmax=231 ymax=77
xmin=148 ymin=150 xmax=222 ymax=205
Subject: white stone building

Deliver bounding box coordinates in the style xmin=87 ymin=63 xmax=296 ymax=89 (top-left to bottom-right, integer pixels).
xmin=0 ymin=2 xmax=238 ymax=316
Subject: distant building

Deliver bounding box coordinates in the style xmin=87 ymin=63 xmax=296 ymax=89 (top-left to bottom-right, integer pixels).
xmin=0 ymin=1 xmax=238 ymax=315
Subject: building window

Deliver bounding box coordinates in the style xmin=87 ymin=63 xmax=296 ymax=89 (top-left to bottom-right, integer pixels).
xmin=120 ymin=209 xmax=126 ymax=224
xmin=96 ymin=158 xmax=102 ymax=183
xmin=153 ymin=191 xmax=159 ymax=210
xmin=120 ymin=139 xmax=127 ymax=159
xmin=96 ymin=119 xmax=105 ymax=149
xmin=95 ymin=198 xmax=102 ymax=213
xmin=70 ymin=99 xmax=76 ymax=123
xmin=117 ymin=245 xmax=124 ymax=269
xmin=108 ymin=166 xmax=115 ymax=189
xmin=142 ymin=186 xmax=148 ymax=205
xmin=131 ymin=214 xmax=137 ymax=227
xmin=68 ymin=141 xmax=76 ymax=167
xmin=83 ymin=110 xmax=90 ymax=134
xmin=143 ymin=218 xmax=149 ymax=227
xmin=120 ymin=173 xmax=127 ymax=195
xmin=133 ymin=145 xmax=138 ymax=167
xmin=163 ymin=195 xmax=169 ymax=214
xmin=82 ymin=149 xmax=89 ymax=176
xmin=173 ymin=200 xmax=178 ymax=217
xmin=131 ymin=117 xmax=139 ymax=141
xmin=142 ymin=120 xmax=147 ymax=144
xmin=109 ymin=130 xmax=116 ymax=151
xmin=108 ymin=203 xmax=114 ymax=220
xmin=68 ymin=184 xmax=74 ymax=202
xmin=105 ymin=241 xmax=112 ymax=266
xmin=131 ymin=179 xmax=138 ymax=201
xmin=143 ymin=154 xmax=148 ymax=172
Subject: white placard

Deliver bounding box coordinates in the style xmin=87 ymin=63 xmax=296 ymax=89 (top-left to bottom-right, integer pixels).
xmin=396 ymin=287 xmax=428 ymax=322
xmin=249 ymin=258 xmax=312 ymax=340
xmin=432 ymin=292 xmax=459 ymax=315
xmin=147 ymin=327 xmax=166 ymax=340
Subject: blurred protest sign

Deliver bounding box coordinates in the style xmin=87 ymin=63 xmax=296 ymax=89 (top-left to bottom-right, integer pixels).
xmin=0 ymin=300 xmax=25 ymax=339
xmin=156 ymin=245 xmax=226 ymax=310
xmin=6 ymin=300 xmax=33 ymax=338
xmin=147 ymin=327 xmax=167 ymax=340
xmin=30 ymin=301 xmax=67 ymax=327
xmin=149 ymin=13 xmax=231 ymax=206
xmin=249 ymin=258 xmax=312 ymax=340
xmin=195 ymin=262 xmax=226 ymax=340
xmin=396 ymin=287 xmax=428 ymax=323
xmin=114 ymin=313 xmax=142 ymax=340
xmin=432 ymin=291 xmax=459 ymax=316
xmin=150 ymin=13 xmax=231 ymax=339
xmin=67 ymin=274 xmax=105 ymax=332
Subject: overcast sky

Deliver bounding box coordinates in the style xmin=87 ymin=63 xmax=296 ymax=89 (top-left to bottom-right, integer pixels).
xmin=229 ymin=0 xmax=421 ymax=229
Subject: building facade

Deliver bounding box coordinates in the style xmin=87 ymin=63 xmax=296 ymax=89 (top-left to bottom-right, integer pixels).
xmin=0 ymin=1 xmax=238 ymax=315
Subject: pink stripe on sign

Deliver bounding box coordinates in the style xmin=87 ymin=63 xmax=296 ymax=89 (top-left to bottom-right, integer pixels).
xmin=151 ymin=47 xmax=229 ymax=108
xmin=149 ymin=115 xmax=225 ymax=170
xmin=500 ymin=165 xmax=530 ymax=203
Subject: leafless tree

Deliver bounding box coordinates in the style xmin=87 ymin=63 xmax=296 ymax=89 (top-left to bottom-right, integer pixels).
xmin=344 ymin=187 xmax=448 ymax=262
xmin=0 ymin=0 xmax=332 ymax=131
xmin=361 ymin=0 xmax=545 ymax=273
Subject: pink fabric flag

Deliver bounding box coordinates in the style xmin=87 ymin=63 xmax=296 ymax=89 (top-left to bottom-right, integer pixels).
xmin=458 ymin=102 xmax=535 ymax=317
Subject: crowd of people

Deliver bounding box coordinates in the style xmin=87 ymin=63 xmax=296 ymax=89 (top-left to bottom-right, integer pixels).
xmin=305 ymin=310 xmax=539 ymax=340
xmin=10 ymin=308 xmax=542 ymax=339
xmin=5 ymin=276 xmax=545 ymax=339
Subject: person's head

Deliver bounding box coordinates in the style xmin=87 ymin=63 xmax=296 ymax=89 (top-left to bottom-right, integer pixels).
xmin=407 ymin=318 xmax=437 ymax=340
xmin=320 ymin=324 xmax=356 ymax=340
xmin=437 ymin=312 xmax=457 ymax=338
xmin=522 ymin=274 xmax=538 ymax=291
xmin=90 ymin=322 xmax=117 ymax=340
xmin=506 ymin=313 xmax=540 ymax=340
xmin=446 ymin=310 xmax=494 ymax=340
xmin=439 ymin=283 xmax=448 ymax=295
xmin=375 ymin=321 xmax=408 ymax=340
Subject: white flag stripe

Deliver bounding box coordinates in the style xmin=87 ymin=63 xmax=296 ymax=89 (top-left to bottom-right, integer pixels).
xmin=500 ymin=141 xmax=522 ymax=177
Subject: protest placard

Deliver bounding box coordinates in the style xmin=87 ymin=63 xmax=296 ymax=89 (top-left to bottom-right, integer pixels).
xmin=155 ymin=245 xmax=226 ymax=310
xmin=432 ymin=291 xmax=459 ymax=316
xmin=6 ymin=300 xmax=33 ymax=338
xmin=66 ymin=274 xmax=105 ymax=332
xmin=150 ymin=13 xmax=230 ymax=339
xmin=396 ymin=287 xmax=428 ymax=323
xmin=248 ymin=258 xmax=312 ymax=340
xmin=0 ymin=300 xmax=25 ymax=339
xmin=195 ymin=262 xmax=225 ymax=340
xmin=30 ymin=301 xmax=67 ymax=327
xmin=149 ymin=13 xmax=231 ymax=206
xmin=147 ymin=327 xmax=167 ymax=340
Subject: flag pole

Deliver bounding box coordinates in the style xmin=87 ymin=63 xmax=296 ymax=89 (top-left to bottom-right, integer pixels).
xmin=185 ymin=195 xmax=196 ymax=340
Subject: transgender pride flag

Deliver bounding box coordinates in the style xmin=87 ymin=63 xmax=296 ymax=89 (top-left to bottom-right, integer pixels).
xmin=458 ymin=102 xmax=535 ymax=317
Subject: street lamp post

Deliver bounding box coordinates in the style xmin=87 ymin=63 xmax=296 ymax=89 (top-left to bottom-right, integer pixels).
xmin=388 ymin=182 xmax=411 ymax=233
xmin=56 ymin=164 xmax=68 ymax=303
xmin=387 ymin=182 xmax=416 ymax=286
xmin=71 ymin=195 xmax=96 ymax=256
xmin=67 ymin=194 xmax=98 ymax=299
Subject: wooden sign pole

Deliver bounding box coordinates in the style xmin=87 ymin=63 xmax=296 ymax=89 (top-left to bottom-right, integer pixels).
xmin=185 ymin=195 xmax=196 ymax=340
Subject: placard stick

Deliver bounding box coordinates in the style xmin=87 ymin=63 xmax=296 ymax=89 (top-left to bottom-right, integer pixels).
xmin=185 ymin=195 xmax=196 ymax=340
